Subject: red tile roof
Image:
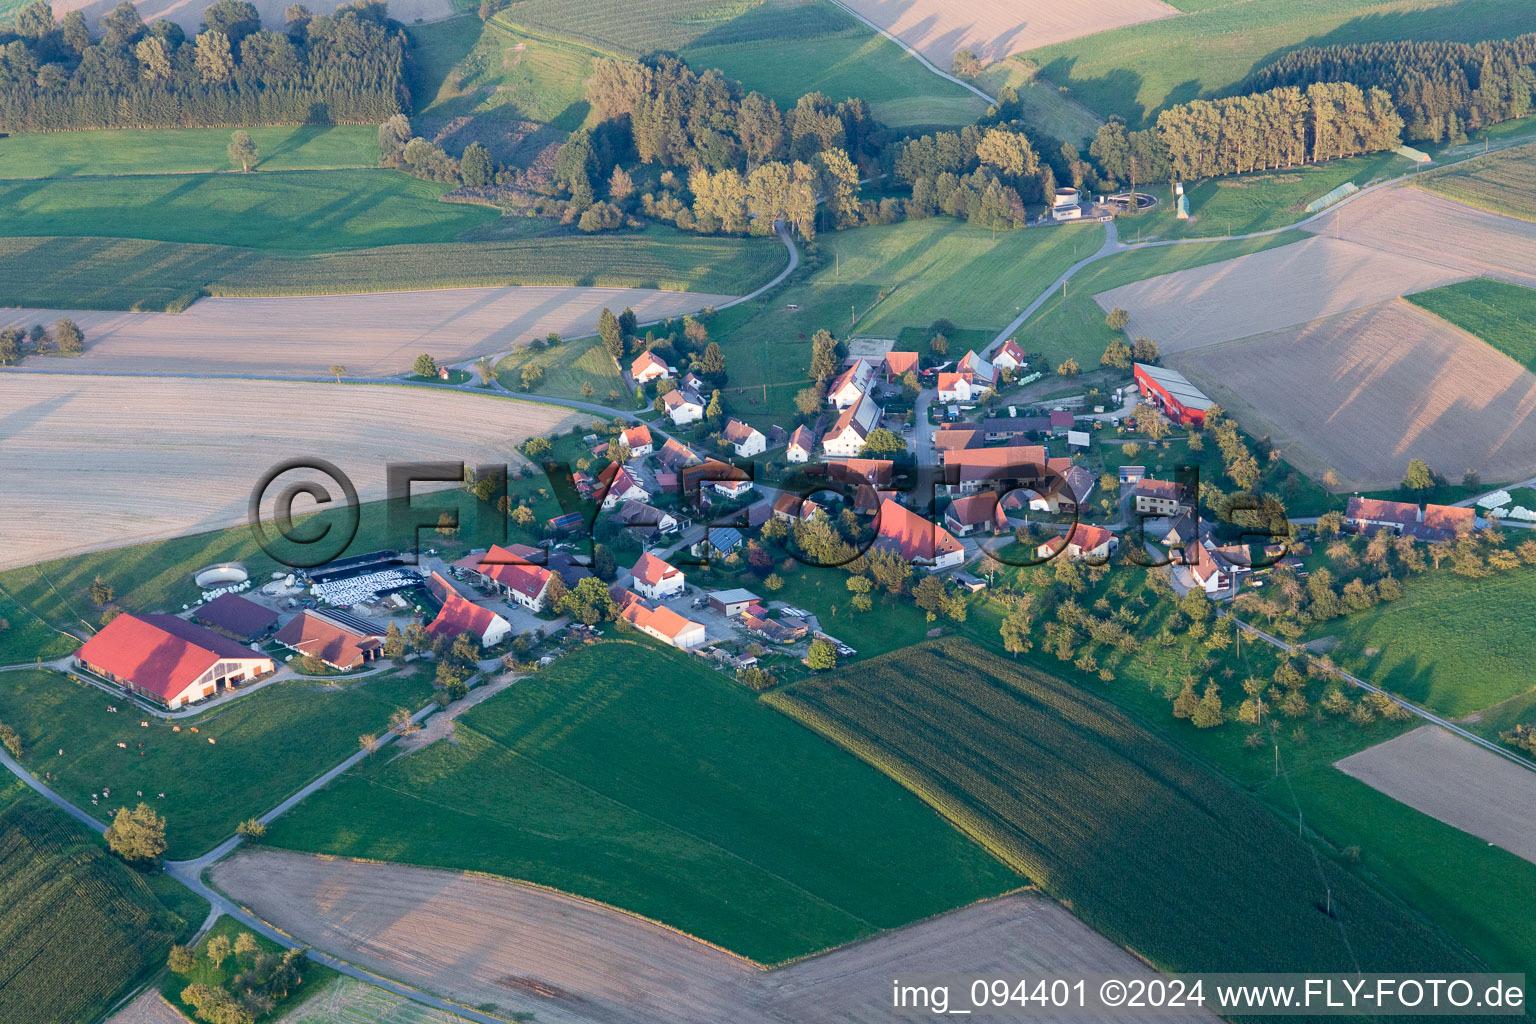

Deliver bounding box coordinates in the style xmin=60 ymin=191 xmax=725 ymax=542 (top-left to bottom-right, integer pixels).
xmin=631 ymin=552 xmax=682 ymax=588
xmin=1346 ymin=497 xmax=1418 ymax=526
xmin=788 ymin=424 xmax=816 ymax=452
xmin=937 ymin=372 xmax=966 ymax=392
xmin=455 ymin=546 xmax=553 ymax=601
xmin=425 ymin=572 xmax=504 ymax=640
xmin=946 ymin=492 xmax=1009 ymax=529
xmin=826 ymin=458 xmax=894 ymax=486
xmin=874 ymin=499 xmax=962 ymax=562
xmin=274 ymin=611 xmax=382 ymax=669
xmin=1133 ymin=478 xmax=1185 ymax=501
xmin=77 ymin=613 xmax=268 ymax=701
xmin=631 ymin=350 xmax=668 ymax=376
xmin=191 ymin=593 xmax=279 ymax=641
xmin=932 ymin=428 xmax=979 ymax=451
xmin=657 ymin=437 xmax=701 ymax=470
xmin=724 ymin=418 xmax=760 ymax=443
xmin=621 ymin=601 xmax=704 ymax=640
xmin=620 ymin=424 xmax=652 ymax=449
xmin=884 ymin=351 xmax=920 ymax=377
xmin=1039 ymin=524 xmax=1115 ymax=558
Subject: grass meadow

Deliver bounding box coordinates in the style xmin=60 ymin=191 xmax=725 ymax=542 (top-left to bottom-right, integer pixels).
xmin=0 ymin=226 xmax=783 ymax=310
xmin=0 ymin=795 xmax=183 ymax=1024
xmin=495 ymin=334 xmax=625 ymax=400
xmin=1018 ymin=0 xmax=1532 ymax=126
xmin=0 ymin=170 xmax=497 ymax=253
xmin=1304 ymin=564 xmax=1536 ymax=719
xmin=263 ymin=640 xmax=1020 ymax=964
xmin=1408 ymin=277 xmax=1536 ymax=371
xmin=0 ymin=667 xmax=437 ymax=859
xmin=0 ymin=126 xmax=379 ymax=179
xmin=766 ymin=639 xmax=1483 ymax=975
xmin=1418 ymin=141 xmax=1536 ymax=222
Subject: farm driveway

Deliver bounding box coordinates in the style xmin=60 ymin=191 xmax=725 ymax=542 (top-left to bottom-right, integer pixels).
xmin=213 ymin=849 xmax=1215 ymax=1024
xmin=0 ymin=285 xmax=733 ymax=378
xmin=1335 ymin=725 xmax=1536 ymax=865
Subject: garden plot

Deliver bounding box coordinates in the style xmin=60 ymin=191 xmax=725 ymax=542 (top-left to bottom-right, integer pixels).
xmin=1168 ymin=301 xmax=1536 ymax=490
xmin=838 ymin=0 xmax=1179 ymax=65
xmin=1336 ymin=726 xmax=1536 ymax=866
xmin=0 ymin=284 xmax=731 ymax=377
xmin=0 ymin=376 xmax=575 ymax=570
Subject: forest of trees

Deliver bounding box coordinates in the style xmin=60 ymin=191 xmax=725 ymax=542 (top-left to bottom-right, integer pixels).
xmin=888 ymin=124 xmax=1041 ymax=230
xmin=1244 ymin=34 xmax=1536 ymax=143
xmin=0 ymin=0 xmax=406 ymax=130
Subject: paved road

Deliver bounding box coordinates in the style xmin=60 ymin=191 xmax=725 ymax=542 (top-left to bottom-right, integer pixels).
xmin=822 ymin=0 xmax=998 ymax=106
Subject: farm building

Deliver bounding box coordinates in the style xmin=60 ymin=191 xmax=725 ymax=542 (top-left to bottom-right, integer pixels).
xmin=621 ymin=602 xmax=707 ymax=649
xmin=74 ymin=613 xmax=274 ymax=709
xmin=1416 ymin=504 xmax=1476 ymax=542
xmin=944 ymin=445 xmax=1049 ymax=493
xmin=1345 ymin=497 xmax=1420 ymax=535
xmin=425 ymin=572 xmax=511 ymax=647
xmin=1133 ymin=363 xmax=1212 ymax=427
xmin=708 ymin=589 xmax=761 ymax=617
xmin=599 ymin=464 xmax=650 ymax=510
xmin=934 ymin=427 xmax=981 ymax=453
xmin=1049 ymin=410 xmax=1075 ymax=435
xmin=786 ymin=424 xmax=816 ymax=463
xmin=454 ymin=545 xmax=555 ymax=612
xmin=273 ymin=610 xmax=385 ymax=671
xmin=1133 ymin=478 xmax=1188 ymax=516
xmin=992 ymin=338 xmax=1026 ymax=372
xmin=826 ymin=458 xmax=895 ymax=488
xmin=662 ymin=388 xmax=705 ymax=425
xmin=883 ymin=351 xmax=920 ymax=381
xmin=822 ymin=392 xmax=882 ymax=457
xmin=631 ymin=350 xmax=671 ymax=384
xmin=958 ymin=350 xmax=997 ymax=388
xmin=631 ymin=553 xmax=685 ymax=600
xmin=724 ymin=419 xmax=767 ymax=458
xmin=873 ymin=499 xmax=964 ymax=571
xmin=944 ymin=493 xmax=1009 ymax=536
xmin=191 ymin=593 xmax=278 ymax=642
xmin=1037 ymin=525 xmax=1118 ymax=562
xmin=620 ymin=424 xmax=653 ymax=457
xmin=1118 ymin=465 xmax=1146 ymax=484
xmin=827 ymin=359 xmax=876 ymax=408
xmin=977 ymin=415 xmax=1049 ymax=441
xmin=679 ymin=458 xmax=749 ymax=500
xmin=1006 ymin=462 xmax=1094 ymax=514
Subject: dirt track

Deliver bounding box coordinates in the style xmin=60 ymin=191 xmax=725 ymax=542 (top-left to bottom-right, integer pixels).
xmin=51 ymin=0 xmax=454 ymax=36
xmin=838 ymin=0 xmax=1178 ymax=64
xmin=0 ymin=376 xmax=577 ymax=571
xmin=213 ymin=849 xmax=1213 ymax=1024
xmin=1335 ymin=726 xmax=1536 ymax=866
xmin=1171 ymin=300 xmax=1536 ymax=490
xmin=0 ymin=285 xmax=732 ymax=378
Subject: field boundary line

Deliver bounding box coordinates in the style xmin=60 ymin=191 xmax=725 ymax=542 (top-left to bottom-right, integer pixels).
xmin=821 ymin=0 xmax=997 ymax=106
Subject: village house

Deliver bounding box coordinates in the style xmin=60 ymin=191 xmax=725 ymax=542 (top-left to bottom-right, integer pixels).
xmin=933 ymin=427 xmax=981 ymax=454
xmin=1009 ymin=462 xmax=1095 ymax=514
xmin=600 ymin=464 xmax=650 ymax=510
xmin=936 ymin=373 xmax=974 ymax=403
xmin=827 ymin=359 xmax=875 ymax=408
xmin=1037 ymin=524 xmax=1118 ymax=562
xmin=273 ymin=609 xmax=385 ymax=671
xmin=1185 ymin=535 xmax=1247 ymax=598
xmin=786 ymin=424 xmax=816 ymax=463
xmin=621 ymin=601 xmax=708 ymax=649
xmin=662 ymin=388 xmax=705 ymax=426
xmin=873 ymin=499 xmax=965 ymax=571
xmin=426 ymin=572 xmax=511 ymax=647
xmin=944 ymin=493 xmax=1010 ymax=537
xmin=693 ymin=527 xmax=744 ymax=560
xmin=1344 ymin=497 xmax=1420 ymax=535
xmin=1133 ymin=477 xmax=1188 ymax=516
xmin=615 ymin=500 xmax=681 ymax=543
xmin=1163 ymin=509 xmax=1200 ymax=547
xmin=772 ymin=492 xmax=823 ymax=523
xmin=681 ymin=371 xmax=706 ymax=393
xmin=454 ymin=544 xmax=555 ymax=612
xmin=883 ymin=350 xmax=920 ymax=382
xmin=957 ymin=350 xmax=997 ymax=389
xmin=630 ymin=552 xmax=685 ymax=600
xmin=620 ymin=423 xmax=653 ymax=457
xmin=631 ymin=350 xmax=671 ymax=384
xmin=1415 ymin=503 xmax=1476 ymax=542
xmin=74 ymin=613 xmax=274 ymax=709
xmin=944 ymin=445 xmax=1049 ymax=494
xmin=821 ymin=391 xmax=882 ymax=457
xmin=992 ymin=338 xmax=1026 ymax=372
xmin=656 ymin=436 xmax=701 ymax=472
xmin=976 ymin=415 xmax=1050 ymax=442
xmin=723 ymin=418 xmax=766 ymax=458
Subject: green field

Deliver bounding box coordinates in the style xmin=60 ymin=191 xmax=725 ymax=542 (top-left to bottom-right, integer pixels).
xmin=1020 ymin=0 xmax=1531 ymax=126
xmin=495 ymin=334 xmax=625 ymax=399
xmin=159 ymin=915 xmax=337 ymax=1021
xmin=0 ymin=795 xmax=183 ymax=1024
xmin=0 ymin=126 xmax=379 ymax=179
xmin=1014 ymin=229 xmax=1310 ymax=366
xmin=1408 ymin=277 xmax=1536 ymax=370
xmin=0 ymin=668 xmax=436 ymax=858
xmin=1305 ymin=565 xmax=1536 ymax=719
xmin=0 ymin=171 xmax=496 ymax=254
xmin=767 ymin=639 xmax=1482 ymax=974
xmin=709 ymin=217 xmax=1101 ymax=426
xmin=1418 ymin=141 xmax=1536 ymax=222
xmin=264 ymin=641 xmax=1020 ymax=964
xmin=0 ymin=226 xmax=784 ymax=310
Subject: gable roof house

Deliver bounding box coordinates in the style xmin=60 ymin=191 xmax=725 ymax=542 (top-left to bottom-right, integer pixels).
xmin=936 ymin=373 xmax=973 ymax=403
xmin=631 ymin=350 xmax=671 ymax=384
xmin=786 ymin=424 xmax=817 ymax=463
xmin=723 ymin=418 xmax=766 ymax=458
xmin=599 ymin=464 xmax=650 ymax=509
xmin=75 ymin=613 xmax=274 ymax=709
xmin=772 ymin=492 xmax=824 ymax=522
xmin=933 ymin=427 xmax=981 ymax=454
xmin=873 ymin=499 xmax=965 ymax=571
xmin=425 ymin=572 xmax=512 ymax=647
xmin=621 ymin=601 xmax=708 ymax=649
xmin=957 ymin=350 xmax=996 ymax=388
xmin=1037 ymin=524 xmax=1118 ymax=563
xmin=827 ymin=359 xmax=875 ymax=409
xmin=944 ymin=445 xmax=1050 ymax=494
xmin=273 ymin=610 xmax=384 ymax=670
xmin=619 ymin=424 xmax=654 ymax=457
xmin=615 ymin=500 xmax=681 ymax=543
xmin=883 ymin=351 xmax=920 ymax=381
xmin=662 ymin=388 xmax=705 ymax=426
xmin=1185 ymin=534 xmax=1246 ymax=598
xmin=1133 ymin=477 xmax=1188 ymax=516
xmin=1345 ymin=497 xmax=1419 ymax=535
xmin=454 ymin=545 xmax=556 ymax=611
xmin=656 ymin=437 xmax=702 ymax=472
xmin=1010 ymin=462 xmax=1095 ymax=514
xmin=945 ymin=493 xmax=1010 ymax=536
xmin=630 ymin=552 xmax=686 ymax=600
xmin=821 ymin=391 xmax=882 ymax=457
xmin=1415 ymin=503 xmax=1476 ymax=542
xmin=992 ymin=338 xmax=1026 ymax=371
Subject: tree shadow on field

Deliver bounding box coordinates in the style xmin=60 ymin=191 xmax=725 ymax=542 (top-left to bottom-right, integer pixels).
xmin=259 ymin=125 xmax=338 ymax=170
xmin=1038 ymin=58 xmax=1148 ymax=128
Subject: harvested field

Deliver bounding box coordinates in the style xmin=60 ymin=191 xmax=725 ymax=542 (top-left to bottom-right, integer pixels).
xmin=277 ymin=976 xmax=467 ymax=1024
xmin=0 ymin=284 xmax=731 ymax=376
xmin=0 ymin=376 xmax=576 ymax=570
xmin=1335 ymin=726 xmax=1536 ymax=866
xmin=839 ymin=0 xmax=1178 ymax=65
xmin=1095 ymin=235 xmax=1465 ymax=354
xmin=105 ymin=990 xmax=190 ymax=1024
xmin=1416 ymin=142 xmax=1536 ymax=223
xmin=214 ymin=848 xmax=1211 ymax=1024
xmin=51 ymin=0 xmax=453 ymax=36
xmin=1170 ymin=301 xmax=1536 ymax=490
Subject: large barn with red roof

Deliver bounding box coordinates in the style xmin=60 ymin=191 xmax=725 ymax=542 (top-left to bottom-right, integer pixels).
xmin=74 ymin=613 xmax=274 ymax=709
xmin=425 ymin=572 xmax=511 ymax=647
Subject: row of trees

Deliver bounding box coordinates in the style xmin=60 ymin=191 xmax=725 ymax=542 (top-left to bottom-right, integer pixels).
xmin=0 ymin=317 xmax=83 ymax=363
xmin=1244 ymin=34 xmax=1536 ymax=144
xmin=0 ymin=0 xmax=405 ymax=130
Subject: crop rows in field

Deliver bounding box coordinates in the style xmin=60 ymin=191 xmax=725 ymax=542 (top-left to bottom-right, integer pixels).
xmin=0 ymin=799 xmax=178 ymax=1024
xmin=766 ymin=639 xmax=1483 ymax=975
xmin=1419 ymin=142 xmax=1536 ymax=223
